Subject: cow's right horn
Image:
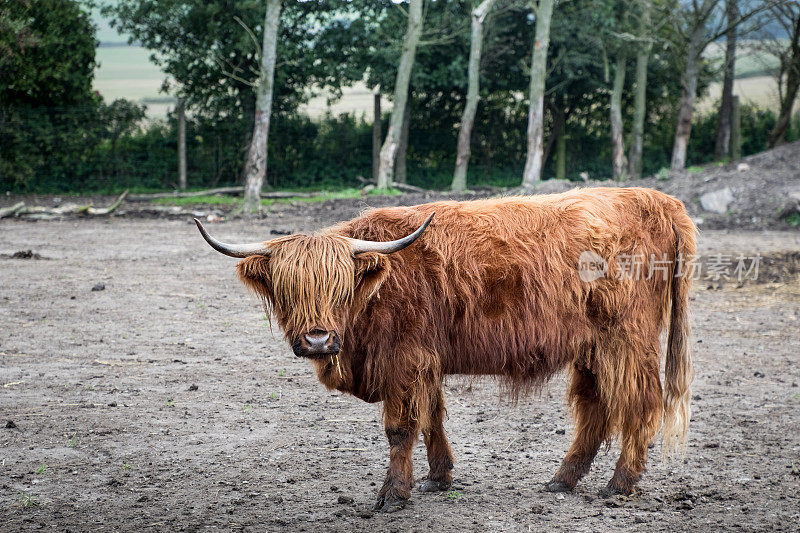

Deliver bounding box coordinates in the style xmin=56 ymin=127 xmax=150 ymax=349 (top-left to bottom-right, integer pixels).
xmin=194 ymin=218 xmax=273 ymax=258
xmin=348 ymin=212 xmax=434 ymax=254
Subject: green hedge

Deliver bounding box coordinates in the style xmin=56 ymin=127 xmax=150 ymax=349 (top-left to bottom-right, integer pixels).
xmin=1 ymin=99 xmax=796 ymax=194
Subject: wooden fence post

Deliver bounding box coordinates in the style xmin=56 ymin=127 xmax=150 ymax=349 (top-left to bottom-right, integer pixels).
xmin=177 ymin=98 xmax=187 ymax=190
xmin=372 ymin=92 xmax=381 ymax=182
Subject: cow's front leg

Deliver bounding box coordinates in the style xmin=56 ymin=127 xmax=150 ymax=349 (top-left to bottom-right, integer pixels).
xmin=374 ymin=400 xmax=419 ymax=512
xmin=420 ymin=387 xmax=454 ymax=492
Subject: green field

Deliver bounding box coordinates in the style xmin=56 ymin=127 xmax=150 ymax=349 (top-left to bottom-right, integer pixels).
xmin=94 ymin=42 xmax=787 ymax=121
xmin=92 ymin=45 xmax=383 ymax=120
xmin=94 ymin=45 xmax=175 ymax=118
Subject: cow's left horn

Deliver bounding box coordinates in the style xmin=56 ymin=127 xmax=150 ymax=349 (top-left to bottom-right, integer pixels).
xmin=194 ymin=218 xmax=273 ymax=258
xmin=348 ymin=212 xmax=434 ymax=255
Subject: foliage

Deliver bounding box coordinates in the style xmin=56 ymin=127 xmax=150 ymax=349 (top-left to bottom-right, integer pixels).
xmin=0 ymin=0 xmax=98 ymax=106
xmin=3 ymin=99 xmax=788 ymax=193
xmin=688 ymin=103 xmax=781 ymax=165
xmin=103 ymin=0 xmax=360 ymax=118
xmin=0 ymin=0 xmax=100 ymax=190
xmin=2 ymin=0 xmax=795 ymax=194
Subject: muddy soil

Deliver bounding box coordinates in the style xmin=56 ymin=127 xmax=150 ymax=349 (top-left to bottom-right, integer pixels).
xmin=1 ymin=209 xmax=799 ymax=532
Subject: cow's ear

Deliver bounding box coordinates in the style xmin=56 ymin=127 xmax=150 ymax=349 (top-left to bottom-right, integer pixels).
xmin=236 ymin=256 xmax=273 ymax=299
xmin=353 ymin=252 xmax=390 ymax=305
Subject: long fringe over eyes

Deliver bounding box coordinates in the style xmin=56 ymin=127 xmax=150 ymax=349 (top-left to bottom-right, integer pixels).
xmin=236 ymin=234 xmax=355 ymax=337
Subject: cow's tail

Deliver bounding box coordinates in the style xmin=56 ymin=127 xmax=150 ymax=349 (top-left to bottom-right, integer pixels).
xmin=662 ymin=218 xmax=695 ymax=456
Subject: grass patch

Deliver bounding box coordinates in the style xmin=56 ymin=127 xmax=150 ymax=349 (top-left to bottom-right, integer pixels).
xmin=785 ymin=212 xmax=800 ymax=227
xmin=262 ymin=187 xmax=367 ymax=207
xmin=35 ymin=464 xmax=48 ymax=475
xmin=19 ymin=492 xmax=40 ymax=508
xmin=150 ymin=186 xmax=407 ymax=208
xmin=292 ymin=187 xmax=363 ymax=202
xmin=152 ymin=195 xmax=240 ymax=206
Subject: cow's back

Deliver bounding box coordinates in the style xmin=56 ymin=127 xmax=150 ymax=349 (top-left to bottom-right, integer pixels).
xmin=338 ymin=188 xmax=694 ymax=388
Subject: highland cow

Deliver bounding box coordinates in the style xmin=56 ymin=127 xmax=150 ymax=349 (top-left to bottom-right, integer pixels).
xmin=195 ymin=187 xmax=695 ymax=511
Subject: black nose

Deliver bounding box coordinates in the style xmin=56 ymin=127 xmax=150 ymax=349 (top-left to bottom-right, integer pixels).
xmin=292 ymin=329 xmax=341 ymax=357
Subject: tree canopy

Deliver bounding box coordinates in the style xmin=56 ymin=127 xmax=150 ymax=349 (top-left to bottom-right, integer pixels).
xmin=2 ymin=0 xmax=795 ymax=193
xmin=0 ymin=0 xmax=98 ymax=106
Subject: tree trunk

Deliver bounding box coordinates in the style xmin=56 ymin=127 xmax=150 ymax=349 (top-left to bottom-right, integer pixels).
xmin=731 ymin=95 xmax=741 ymax=161
xmin=242 ymin=0 xmax=282 ymax=215
xmin=452 ymin=0 xmax=497 ymax=192
xmin=521 ymin=0 xmax=555 ymax=191
xmin=377 ymin=0 xmax=423 ymax=190
xmin=670 ymin=26 xmax=704 ymax=172
xmin=768 ymin=15 xmax=800 ymax=147
xmin=714 ymin=0 xmax=739 ymax=161
xmin=177 ymin=98 xmax=187 ymax=190
xmin=395 ymin=90 xmax=411 ymax=184
xmin=610 ymin=53 xmax=628 ymax=180
xmin=372 ymin=91 xmax=381 ymax=181
xmin=628 ymin=3 xmax=651 ymax=179
xmin=769 ymin=74 xmax=800 ymax=147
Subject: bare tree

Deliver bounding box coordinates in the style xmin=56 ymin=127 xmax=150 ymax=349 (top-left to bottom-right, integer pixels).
xmin=521 ymin=0 xmax=556 ymax=191
xmin=452 ymin=0 xmax=498 ymax=192
xmin=242 ymin=0 xmax=282 ymax=215
xmin=395 ymin=90 xmax=412 ymax=184
xmin=714 ymin=0 xmax=740 ymax=161
xmin=628 ymin=0 xmax=653 ymax=179
xmin=762 ymin=1 xmax=800 ymax=147
xmin=669 ymin=0 xmax=715 ymax=172
xmin=668 ymin=0 xmax=774 ymax=172
xmin=610 ymin=52 xmax=629 ymax=179
xmin=377 ymin=0 xmax=424 ymax=190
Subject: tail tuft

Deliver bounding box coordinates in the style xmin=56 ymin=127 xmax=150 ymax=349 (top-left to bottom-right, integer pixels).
xmin=662 ymin=220 xmax=696 ymax=456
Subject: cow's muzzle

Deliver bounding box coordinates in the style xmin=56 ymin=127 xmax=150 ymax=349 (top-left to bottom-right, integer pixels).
xmin=292 ymin=329 xmax=341 ymax=358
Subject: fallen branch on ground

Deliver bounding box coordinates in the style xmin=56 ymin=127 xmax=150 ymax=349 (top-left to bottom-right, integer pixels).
xmin=0 ymin=202 xmax=25 ymax=218
xmin=0 ymin=191 xmax=129 ymax=219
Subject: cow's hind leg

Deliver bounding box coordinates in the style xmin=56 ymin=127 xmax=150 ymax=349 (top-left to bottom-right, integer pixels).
xmin=374 ymin=398 xmax=419 ymax=512
xmin=419 ymin=386 xmax=454 ymax=492
xmin=546 ymin=366 xmax=610 ymax=492
xmin=601 ymin=355 xmax=662 ymax=496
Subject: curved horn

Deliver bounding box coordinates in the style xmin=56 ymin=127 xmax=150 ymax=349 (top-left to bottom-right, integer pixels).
xmin=194 ymin=218 xmax=272 ymax=258
xmin=348 ymin=212 xmax=434 ymax=255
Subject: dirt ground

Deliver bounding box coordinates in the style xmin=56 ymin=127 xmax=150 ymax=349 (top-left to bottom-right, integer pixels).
xmin=1 ymin=202 xmax=799 ymax=532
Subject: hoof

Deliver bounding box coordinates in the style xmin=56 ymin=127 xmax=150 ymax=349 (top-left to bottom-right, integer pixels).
xmin=419 ymin=479 xmax=452 ymax=493
xmin=372 ymin=494 xmax=409 ymax=513
xmin=544 ymin=480 xmax=572 ymax=493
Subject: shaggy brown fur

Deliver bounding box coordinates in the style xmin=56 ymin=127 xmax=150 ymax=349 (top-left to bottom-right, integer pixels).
xmin=232 ymin=187 xmax=695 ymax=509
